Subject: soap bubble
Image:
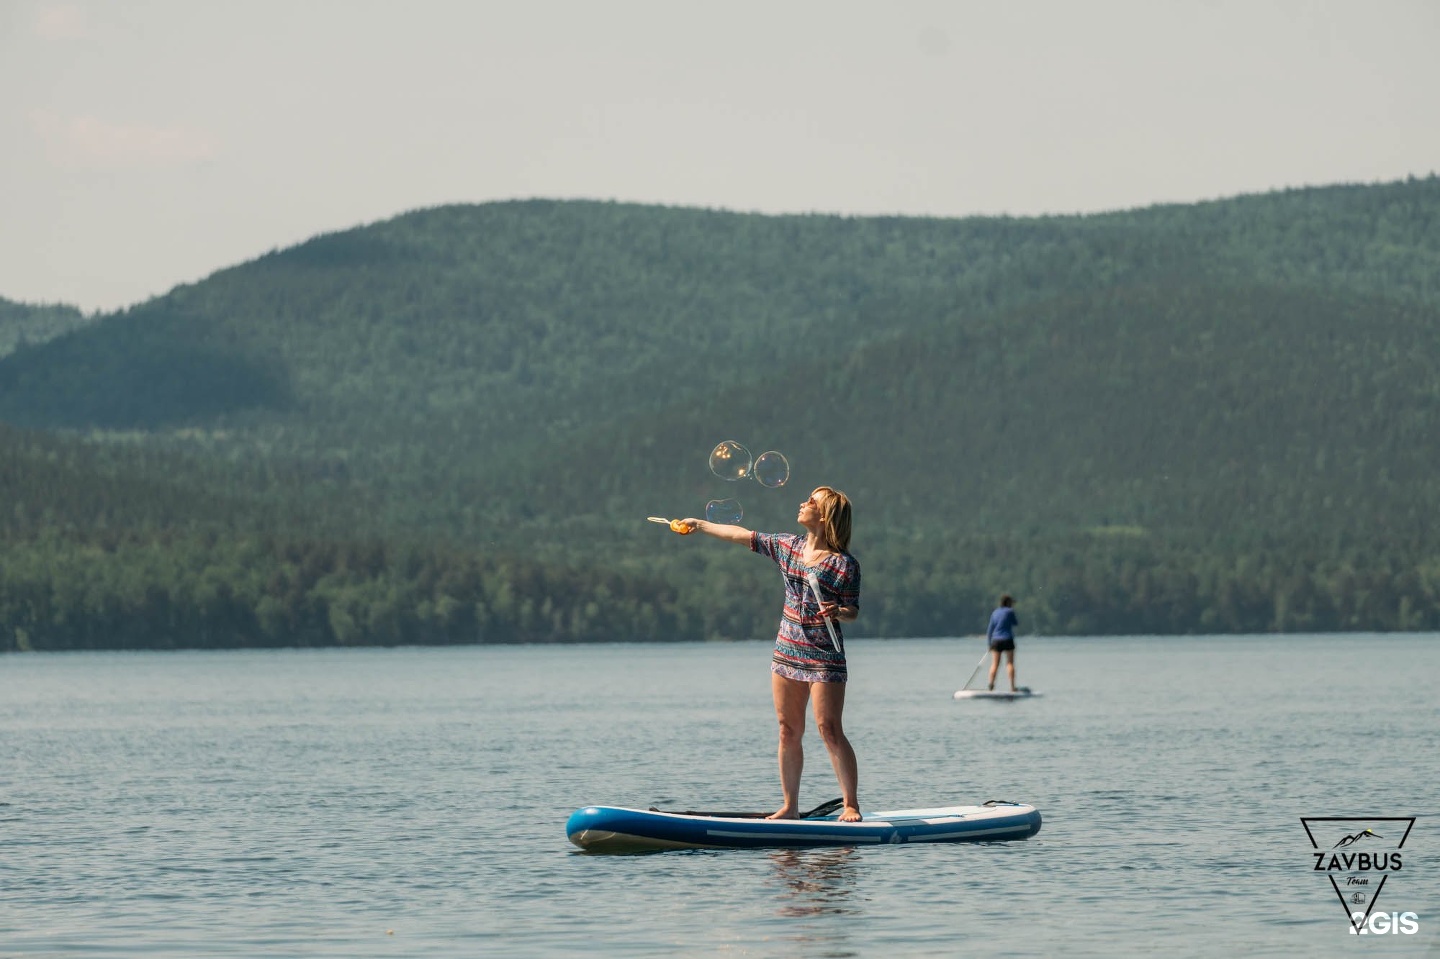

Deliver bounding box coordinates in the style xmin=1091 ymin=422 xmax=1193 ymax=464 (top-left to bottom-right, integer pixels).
xmin=753 ymin=451 xmax=790 ymax=488
xmin=709 ymin=441 xmax=752 ymax=481
xmin=705 ymin=499 xmax=744 ymax=524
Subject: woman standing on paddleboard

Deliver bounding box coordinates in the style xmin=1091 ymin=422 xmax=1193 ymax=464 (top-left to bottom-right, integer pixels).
xmin=675 ymin=487 xmax=862 ymax=822
xmin=986 ymin=594 xmax=1019 ymax=692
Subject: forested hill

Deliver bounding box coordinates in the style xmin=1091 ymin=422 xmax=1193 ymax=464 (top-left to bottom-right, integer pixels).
xmin=0 ymin=297 xmax=90 ymax=358
xmin=3 ymin=176 xmax=1440 ymax=650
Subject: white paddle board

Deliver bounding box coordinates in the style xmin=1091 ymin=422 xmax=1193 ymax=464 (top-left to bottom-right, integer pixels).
xmin=953 ymin=687 xmax=1040 ymax=700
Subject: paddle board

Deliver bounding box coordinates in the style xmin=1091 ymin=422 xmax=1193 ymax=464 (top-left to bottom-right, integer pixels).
xmin=954 ymin=688 xmax=1041 ymax=700
xmin=567 ymin=800 xmax=1042 ymax=852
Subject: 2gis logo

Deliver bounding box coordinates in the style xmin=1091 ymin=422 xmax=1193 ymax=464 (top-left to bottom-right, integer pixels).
xmin=1347 ymin=911 xmax=1419 ymax=935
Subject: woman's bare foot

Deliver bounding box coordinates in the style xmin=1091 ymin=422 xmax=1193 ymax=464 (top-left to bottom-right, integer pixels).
xmin=766 ymin=807 xmax=798 ymax=820
xmin=839 ymin=806 xmax=862 ymax=822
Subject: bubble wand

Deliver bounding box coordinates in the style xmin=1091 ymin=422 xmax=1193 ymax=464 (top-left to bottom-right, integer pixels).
xmin=805 ymin=570 xmax=843 ymax=657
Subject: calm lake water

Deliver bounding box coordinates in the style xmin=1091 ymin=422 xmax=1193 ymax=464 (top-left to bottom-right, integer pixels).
xmin=2 ymin=634 xmax=1437 ymax=958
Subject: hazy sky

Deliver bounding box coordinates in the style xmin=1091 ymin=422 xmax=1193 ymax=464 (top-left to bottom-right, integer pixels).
xmin=3 ymin=0 xmax=1438 ymax=314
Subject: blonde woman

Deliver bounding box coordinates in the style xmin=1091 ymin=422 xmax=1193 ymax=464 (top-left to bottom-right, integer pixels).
xmin=677 ymin=486 xmax=862 ymax=821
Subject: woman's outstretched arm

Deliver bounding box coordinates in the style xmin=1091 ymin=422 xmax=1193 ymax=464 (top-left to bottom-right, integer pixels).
xmin=676 ymin=518 xmax=752 ymax=545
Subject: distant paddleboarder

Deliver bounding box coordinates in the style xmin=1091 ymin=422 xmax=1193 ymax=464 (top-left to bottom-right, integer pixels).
xmin=986 ymin=595 xmax=1019 ymax=692
xmin=675 ymin=487 xmax=862 ymax=822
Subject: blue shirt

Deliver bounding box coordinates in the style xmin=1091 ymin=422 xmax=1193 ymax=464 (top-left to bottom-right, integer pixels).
xmin=987 ymin=606 xmax=1017 ymax=643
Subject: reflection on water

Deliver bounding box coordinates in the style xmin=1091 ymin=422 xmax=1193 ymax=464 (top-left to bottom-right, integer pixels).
xmin=766 ymin=847 xmax=863 ymax=957
xmin=768 ymin=847 xmax=861 ymax=917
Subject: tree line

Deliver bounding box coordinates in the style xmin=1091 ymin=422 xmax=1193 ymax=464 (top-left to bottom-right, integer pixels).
xmin=6 ymin=524 xmax=1439 ymax=652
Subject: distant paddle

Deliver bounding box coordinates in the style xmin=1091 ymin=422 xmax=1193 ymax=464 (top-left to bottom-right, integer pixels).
xmin=959 ymin=649 xmax=989 ymax=691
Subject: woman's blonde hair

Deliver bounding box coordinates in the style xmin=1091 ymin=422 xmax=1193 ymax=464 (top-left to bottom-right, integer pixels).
xmin=811 ymin=486 xmax=852 ymax=553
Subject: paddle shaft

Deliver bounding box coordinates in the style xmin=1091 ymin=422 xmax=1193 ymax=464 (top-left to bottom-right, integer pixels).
xmin=961 ymin=648 xmax=990 ymax=690
xmin=649 ymin=797 xmax=844 ymax=820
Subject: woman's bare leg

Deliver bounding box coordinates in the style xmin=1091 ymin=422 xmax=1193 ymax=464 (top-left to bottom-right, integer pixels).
xmin=768 ymin=673 xmax=810 ymax=819
xmin=1006 ymin=649 xmax=1017 ymax=691
xmin=987 ymin=648 xmax=1000 ymax=690
xmin=811 ymin=681 xmax=860 ymax=821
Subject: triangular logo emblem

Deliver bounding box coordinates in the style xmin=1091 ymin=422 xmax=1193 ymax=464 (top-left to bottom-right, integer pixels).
xmin=1301 ymin=817 xmax=1415 ymax=932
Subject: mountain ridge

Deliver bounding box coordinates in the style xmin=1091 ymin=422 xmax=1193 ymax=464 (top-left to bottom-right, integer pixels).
xmin=3 ymin=177 xmax=1440 ymax=648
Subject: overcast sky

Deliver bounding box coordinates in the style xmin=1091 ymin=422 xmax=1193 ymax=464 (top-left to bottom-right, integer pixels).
xmin=3 ymin=0 xmax=1438 ymax=314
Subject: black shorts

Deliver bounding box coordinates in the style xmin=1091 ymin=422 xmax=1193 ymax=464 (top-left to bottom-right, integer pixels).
xmin=989 ymin=639 xmax=1015 ymax=652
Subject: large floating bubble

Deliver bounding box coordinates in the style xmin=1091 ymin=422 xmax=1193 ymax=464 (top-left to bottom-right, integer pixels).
xmin=705 ymin=499 xmax=744 ymax=524
xmin=753 ymin=451 xmax=790 ymax=488
xmin=709 ymin=441 xmax=752 ymax=481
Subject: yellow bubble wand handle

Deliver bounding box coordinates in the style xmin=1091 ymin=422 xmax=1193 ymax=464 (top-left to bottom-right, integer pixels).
xmin=805 ymin=571 xmax=843 ymax=656
xmin=647 ymin=516 xmax=693 ymax=534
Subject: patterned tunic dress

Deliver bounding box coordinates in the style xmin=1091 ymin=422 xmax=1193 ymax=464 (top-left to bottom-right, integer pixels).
xmin=751 ymin=532 xmax=862 ymax=683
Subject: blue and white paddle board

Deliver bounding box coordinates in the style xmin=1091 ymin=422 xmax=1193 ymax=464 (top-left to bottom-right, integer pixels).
xmin=567 ymin=801 xmax=1042 ymax=852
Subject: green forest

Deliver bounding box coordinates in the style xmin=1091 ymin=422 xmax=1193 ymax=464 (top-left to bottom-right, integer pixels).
xmin=3 ymin=176 xmax=1440 ymax=650
xmin=0 ymin=297 xmax=91 ymax=358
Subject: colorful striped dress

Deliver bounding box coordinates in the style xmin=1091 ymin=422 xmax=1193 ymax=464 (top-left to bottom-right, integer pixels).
xmin=751 ymin=532 xmax=862 ymax=683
